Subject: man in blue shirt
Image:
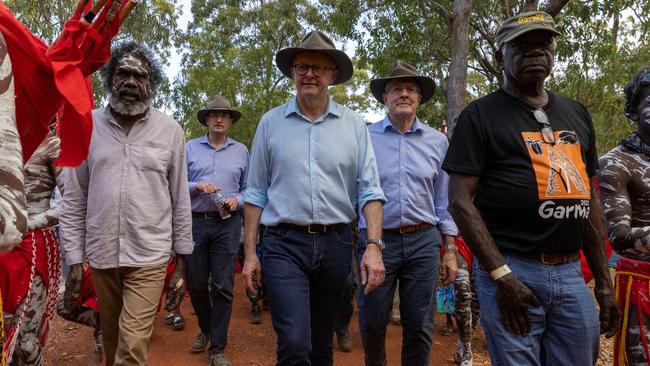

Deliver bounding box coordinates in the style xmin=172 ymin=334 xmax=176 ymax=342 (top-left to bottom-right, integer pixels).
xmin=359 ymin=61 xmax=459 ymax=366
xmin=242 ymin=31 xmax=386 ymax=366
xmin=185 ymin=95 xmax=249 ymax=366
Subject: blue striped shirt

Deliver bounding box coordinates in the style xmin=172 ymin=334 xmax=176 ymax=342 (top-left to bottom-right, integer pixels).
xmin=245 ymin=97 xmax=385 ymax=226
xmin=359 ymin=116 xmax=458 ymax=236
xmin=186 ymin=135 xmax=249 ymax=213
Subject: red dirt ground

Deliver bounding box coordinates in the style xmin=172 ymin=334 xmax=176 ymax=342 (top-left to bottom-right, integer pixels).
xmin=44 ymin=275 xmax=493 ymax=365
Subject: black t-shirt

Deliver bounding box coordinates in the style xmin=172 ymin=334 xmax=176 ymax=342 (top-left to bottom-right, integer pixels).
xmin=442 ymin=89 xmax=597 ymax=254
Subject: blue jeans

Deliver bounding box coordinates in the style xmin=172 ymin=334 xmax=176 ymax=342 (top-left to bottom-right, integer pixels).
xmin=475 ymin=254 xmax=600 ymax=366
xmin=262 ymin=224 xmax=353 ymax=366
xmin=187 ymin=212 xmax=241 ymax=355
xmin=357 ymin=227 xmax=441 ymax=366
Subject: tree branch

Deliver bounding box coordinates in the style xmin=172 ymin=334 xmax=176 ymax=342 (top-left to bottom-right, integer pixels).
xmin=499 ymin=0 xmax=512 ymax=18
xmin=544 ymin=0 xmax=570 ymax=17
xmin=520 ymin=0 xmax=539 ymax=13
xmin=423 ymin=0 xmax=452 ymax=22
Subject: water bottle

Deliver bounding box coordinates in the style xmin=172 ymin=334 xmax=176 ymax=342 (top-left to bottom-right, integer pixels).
xmin=211 ymin=191 xmax=232 ymax=219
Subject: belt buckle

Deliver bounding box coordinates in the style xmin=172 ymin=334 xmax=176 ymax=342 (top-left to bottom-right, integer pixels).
xmin=399 ymin=226 xmax=406 ymax=234
xmin=307 ymin=225 xmax=322 ymax=234
xmin=540 ymin=252 xmax=550 ymax=264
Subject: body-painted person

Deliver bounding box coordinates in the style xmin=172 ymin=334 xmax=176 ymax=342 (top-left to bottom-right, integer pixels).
xmin=60 ymin=41 xmax=193 ymax=366
xmin=242 ymin=31 xmax=386 ymax=366
xmin=443 ymin=11 xmax=620 ymax=365
xmin=0 ymin=128 xmax=64 ymax=366
xmin=598 ymin=66 xmax=650 ymax=366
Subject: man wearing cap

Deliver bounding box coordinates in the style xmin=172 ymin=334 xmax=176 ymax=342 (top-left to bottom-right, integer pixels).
xmin=185 ymin=95 xmax=248 ymax=366
xmin=242 ymin=30 xmax=386 ymax=366
xmin=60 ymin=41 xmax=192 ymax=366
xmin=357 ymin=60 xmax=458 ymax=366
xmin=443 ymin=11 xmax=620 ymax=365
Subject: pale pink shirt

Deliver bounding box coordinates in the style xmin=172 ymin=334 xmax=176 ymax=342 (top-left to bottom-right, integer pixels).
xmin=60 ymin=107 xmax=193 ymax=269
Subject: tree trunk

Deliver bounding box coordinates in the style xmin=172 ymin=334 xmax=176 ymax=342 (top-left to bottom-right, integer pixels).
xmin=446 ymin=0 xmax=474 ymax=136
xmin=544 ymin=0 xmax=570 ymax=17
xmin=520 ymin=0 xmax=539 ymax=12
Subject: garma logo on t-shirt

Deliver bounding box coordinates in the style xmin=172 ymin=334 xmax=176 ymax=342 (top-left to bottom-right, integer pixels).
xmin=522 ymin=130 xmax=590 ymax=200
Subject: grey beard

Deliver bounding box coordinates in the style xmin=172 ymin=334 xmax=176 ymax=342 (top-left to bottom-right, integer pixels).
xmin=108 ymin=94 xmax=152 ymax=116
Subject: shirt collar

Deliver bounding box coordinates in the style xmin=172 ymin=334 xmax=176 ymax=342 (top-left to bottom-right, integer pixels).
xmin=285 ymin=96 xmax=341 ymax=123
xmin=102 ymin=106 xmax=152 ymax=127
xmin=380 ymin=115 xmax=424 ymax=134
xmin=199 ymin=134 xmax=235 ymax=150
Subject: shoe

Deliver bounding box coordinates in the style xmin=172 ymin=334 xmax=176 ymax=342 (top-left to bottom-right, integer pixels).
xmin=190 ymin=332 xmax=209 ymax=353
xmin=336 ymin=330 xmax=352 ymax=352
xmin=209 ymin=353 xmax=232 ymax=366
xmin=171 ymin=315 xmax=185 ymax=330
xmin=249 ymin=304 xmax=261 ymax=325
xmin=439 ymin=325 xmax=452 ymax=336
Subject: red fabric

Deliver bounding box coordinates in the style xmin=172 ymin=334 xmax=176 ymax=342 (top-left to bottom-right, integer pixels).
xmin=0 ymin=229 xmax=56 ymax=314
xmin=579 ymin=238 xmax=613 ymax=284
xmin=614 ymin=257 xmax=650 ymax=365
xmin=79 ymin=267 xmax=99 ymax=312
xmin=157 ymin=262 xmax=177 ymax=312
xmin=0 ymin=2 xmax=60 ymax=162
xmin=441 ymin=236 xmax=474 ymax=271
xmin=0 ymin=1 xmax=131 ymax=166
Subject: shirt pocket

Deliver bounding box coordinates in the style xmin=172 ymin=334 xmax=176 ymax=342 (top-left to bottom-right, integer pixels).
xmin=132 ymin=142 xmax=171 ymax=174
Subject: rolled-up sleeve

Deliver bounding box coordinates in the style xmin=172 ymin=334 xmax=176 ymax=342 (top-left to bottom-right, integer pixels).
xmin=356 ymin=123 xmax=386 ymax=210
xmin=169 ymin=127 xmax=193 ymax=255
xmin=245 ymin=117 xmax=270 ymax=208
xmin=235 ymin=149 xmax=249 ymax=207
xmin=434 ymin=167 xmax=458 ymax=236
xmin=60 ymin=162 xmax=89 ymax=265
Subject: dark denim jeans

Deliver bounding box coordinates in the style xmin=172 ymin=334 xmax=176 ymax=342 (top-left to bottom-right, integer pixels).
xmin=262 ymin=224 xmax=353 ymax=366
xmin=187 ymin=212 xmax=241 ymax=355
xmin=357 ymin=227 xmax=441 ymax=366
xmin=475 ymin=254 xmax=600 ymax=366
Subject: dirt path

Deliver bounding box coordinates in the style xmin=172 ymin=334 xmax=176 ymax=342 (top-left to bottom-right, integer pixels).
xmin=45 ymin=274 xmax=493 ymax=365
xmin=44 ymin=274 xmax=615 ymax=365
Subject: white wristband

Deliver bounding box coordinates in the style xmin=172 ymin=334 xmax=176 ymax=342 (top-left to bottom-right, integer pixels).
xmin=490 ymin=264 xmax=512 ymax=281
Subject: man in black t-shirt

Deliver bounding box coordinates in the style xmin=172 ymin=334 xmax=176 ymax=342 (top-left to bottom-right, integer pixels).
xmin=443 ymin=11 xmax=620 ymax=366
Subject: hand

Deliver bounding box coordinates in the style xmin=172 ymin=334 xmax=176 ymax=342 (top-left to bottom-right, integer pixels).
xmin=242 ymin=254 xmax=263 ymax=296
xmin=225 ymin=197 xmax=239 ymax=211
xmin=360 ymin=245 xmax=385 ymax=295
xmin=595 ymin=286 xmax=621 ymax=338
xmin=495 ymin=273 xmax=540 ymax=336
xmin=196 ymin=182 xmax=219 ymax=194
xmin=63 ymin=264 xmax=84 ymax=312
xmin=165 ymin=255 xmax=186 ymax=311
xmin=440 ymin=251 xmax=458 ymax=286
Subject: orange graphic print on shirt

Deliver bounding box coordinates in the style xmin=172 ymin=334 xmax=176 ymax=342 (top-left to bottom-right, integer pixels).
xmin=522 ymin=130 xmax=590 ymax=200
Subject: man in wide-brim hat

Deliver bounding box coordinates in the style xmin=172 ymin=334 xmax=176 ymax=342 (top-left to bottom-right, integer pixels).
xmin=185 ymin=94 xmax=249 ymax=366
xmin=360 ymin=60 xmax=459 ymax=366
xmin=242 ymin=30 xmax=386 ymax=366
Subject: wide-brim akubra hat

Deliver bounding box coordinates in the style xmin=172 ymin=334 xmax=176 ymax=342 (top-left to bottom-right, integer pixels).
xmin=196 ymin=95 xmax=242 ymax=125
xmin=275 ymin=30 xmax=353 ymax=85
xmin=370 ymin=60 xmax=436 ymax=104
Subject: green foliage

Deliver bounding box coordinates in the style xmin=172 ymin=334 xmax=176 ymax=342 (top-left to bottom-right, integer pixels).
xmin=8 ymin=0 xmax=650 ymax=154
xmin=5 ymin=0 xmax=181 ymax=107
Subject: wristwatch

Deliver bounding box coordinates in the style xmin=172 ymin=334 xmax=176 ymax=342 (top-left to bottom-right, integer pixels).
xmin=366 ymin=239 xmax=385 ymax=252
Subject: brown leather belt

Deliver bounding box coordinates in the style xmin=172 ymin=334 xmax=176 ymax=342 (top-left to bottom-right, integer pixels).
xmin=274 ymin=222 xmax=349 ymax=234
xmin=510 ymin=250 xmax=581 ymax=265
xmin=385 ymin=223 xmax=432 ymax=234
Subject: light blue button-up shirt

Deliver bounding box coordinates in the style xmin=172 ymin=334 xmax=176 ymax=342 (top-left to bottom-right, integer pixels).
xmin=186 ymin=135 xmax=249 ymax=213
xmin=359 ymin=116 xmax=458 ymax=236
xmin=245 ymin=97 xmax=385 ymax=226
